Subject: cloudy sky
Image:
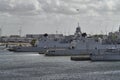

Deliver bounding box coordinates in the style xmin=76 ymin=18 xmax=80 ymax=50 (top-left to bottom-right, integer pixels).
xmin=0 ymin=0 xmax=120 ymax=36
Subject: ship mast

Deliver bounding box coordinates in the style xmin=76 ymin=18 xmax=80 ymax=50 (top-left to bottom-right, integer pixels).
xmin=19 ymin=26 xmax=22 ymax=37
xmin=119 ymin=25 xmax=120 ymax=32
xmin=0 ymin=26 xmax=3 ymax=37
xmin=74 ymin=22 xmax=82 ymax=36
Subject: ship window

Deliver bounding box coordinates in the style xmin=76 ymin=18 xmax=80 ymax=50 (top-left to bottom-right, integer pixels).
xmin=49 ymin=50 xmax=55 ymax=52
xmin=71 ymin=46 xmax=75 ymax=49
xmin=17 ymin=47 xmax=21 ymax=49
xmin=83 ymin=40 xmax=85 ymax=42
xmin=95 ymin=39 xmax=98 ymax=42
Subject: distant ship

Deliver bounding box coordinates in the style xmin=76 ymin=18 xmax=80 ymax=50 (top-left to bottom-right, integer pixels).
xmin=8 ymin=23 xmax=120 ymax=57
xmin=8 ymin=23 xmax=83 ymax=53
xmin=8 ymin=36 xmax=71 ymax=53
xmin=45 ymin=25 xmax=120 ymax=56
xmin=45 ymin=36 xmax=120 ymax=56
xmin=8 ymin=25 xmax=76 ymax=53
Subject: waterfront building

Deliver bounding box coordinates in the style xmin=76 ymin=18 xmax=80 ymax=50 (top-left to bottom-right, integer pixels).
xmin=104 ymin=26 xmax=120 ymax=44
xmin=26 ymin=34 xmax=64 ymax=40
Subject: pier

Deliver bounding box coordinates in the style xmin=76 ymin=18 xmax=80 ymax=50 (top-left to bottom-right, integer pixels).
xmin=71 ymin=55 xmax=91 ymax=61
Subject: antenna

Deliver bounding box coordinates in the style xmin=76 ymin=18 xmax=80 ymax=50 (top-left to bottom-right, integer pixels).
xmin=19 ymin=26 xmax=22 ymax=36
xmin=78 ymin=22 xmax=80 ymax=27
xmin=0 ymin=25 xmax=3 ymax=37
xmin=111 ymin=25 xmax=114 ymax=32
xmin=100 ymin=30 xmax=103 ymax=34
xmin=68 ymin=28 xmax=70 ymax=35
xmin=64 ymin=30 xmax=66 ymax=36
xmin=119 ymin=25 xmax=120 ymax=32
xmin=56 ymin=30 xmax=58 ymax=34
xmin=105 ymin=26 xmax=108 ymax=35
xmin=0 ymin=28 xmax=2 ymax=37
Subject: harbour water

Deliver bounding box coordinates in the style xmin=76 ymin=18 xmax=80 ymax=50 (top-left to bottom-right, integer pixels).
xmin=0 ymin=50 xmax=120 ymax=80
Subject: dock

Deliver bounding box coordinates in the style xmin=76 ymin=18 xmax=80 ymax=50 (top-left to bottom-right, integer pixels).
xmin=71 ymin=55 xmax=91 ymax=61
xmin=0 ymin=42 xmax=31 ymax=47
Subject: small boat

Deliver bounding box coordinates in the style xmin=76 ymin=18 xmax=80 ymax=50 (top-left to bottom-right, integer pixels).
xmin=90 ymin=49 xmax=120 ymax=61
xmin=0 ymin=44 xmax=7 ymax=50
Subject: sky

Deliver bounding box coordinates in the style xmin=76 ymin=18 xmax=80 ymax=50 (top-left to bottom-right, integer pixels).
xmin=0 ymin=0 xmax=120 ymax=36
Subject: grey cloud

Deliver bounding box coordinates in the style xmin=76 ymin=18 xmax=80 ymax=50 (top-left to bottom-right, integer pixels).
xmin=0 ymin=0 xmax=12 ymax=11
xmin=0 ymin=0 xmax=119 ymax=16
xmin=38 ymin=0 xmax=78 ymax=15
xmin=0 ymin=0 xmax=42 ymax=15
xmin=87 ymin=0 xmax=120 ymax=15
